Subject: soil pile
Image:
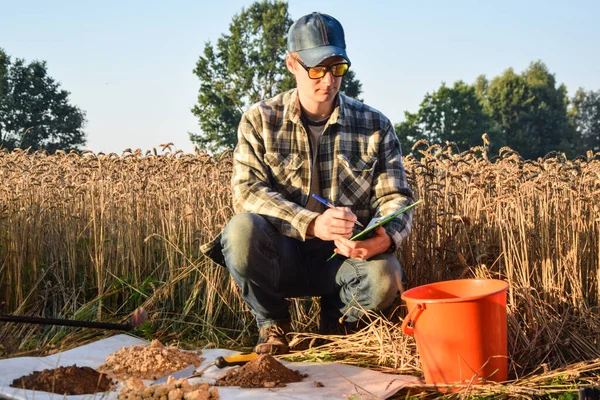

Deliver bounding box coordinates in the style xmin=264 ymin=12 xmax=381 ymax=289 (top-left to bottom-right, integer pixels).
xmin=216 ymin=354 xmax=306 ymax=388
xmin=98 ymin=339 xmax=204 ymax=380
xmin=10 ymin=365 xmax=113 ymax=395
xmin=119 ymin=376 xmax=219 ymax=400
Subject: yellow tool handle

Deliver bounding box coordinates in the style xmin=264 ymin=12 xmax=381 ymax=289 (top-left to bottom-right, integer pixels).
xmin=215 ymin=352 xmax=258 ymax=368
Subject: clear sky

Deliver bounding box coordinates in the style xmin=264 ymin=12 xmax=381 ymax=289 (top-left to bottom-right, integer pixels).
xmin=2 ymin=0 xmax=599 ymax=154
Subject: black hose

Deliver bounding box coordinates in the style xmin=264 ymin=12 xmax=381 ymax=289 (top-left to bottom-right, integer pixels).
xmin=0 ymin=313 xmax=134 ymax=331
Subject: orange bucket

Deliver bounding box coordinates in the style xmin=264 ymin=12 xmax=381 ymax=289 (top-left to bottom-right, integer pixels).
xmin=401 ymin=279 xmax=509 ymax=386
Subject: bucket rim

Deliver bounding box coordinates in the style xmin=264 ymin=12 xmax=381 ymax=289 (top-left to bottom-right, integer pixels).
xmin=401 ymin=278 xmax=509 ymax=304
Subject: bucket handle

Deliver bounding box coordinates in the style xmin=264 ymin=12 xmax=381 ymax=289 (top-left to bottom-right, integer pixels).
xmin=401 ymin=303 xmax=425 ymax=335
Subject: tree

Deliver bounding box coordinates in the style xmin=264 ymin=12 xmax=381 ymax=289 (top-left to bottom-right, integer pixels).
xmin=480 ymin=61 xmax=576 ymax=159
xmin=394 ymin=81 xmax=494 ymax=155
xmin=394 ymin=110 xmax=423 ymax=157
xmin=570 ymin=88 xmax=600 ymax=152
xmin=0 ymin=48 xmax=86 ymax=153
xmin=191 ymin=0 xmax=363 ymax=152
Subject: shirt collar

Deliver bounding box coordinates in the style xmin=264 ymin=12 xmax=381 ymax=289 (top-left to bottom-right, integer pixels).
xmin=285 ymin=89 xmax=303 ymax=124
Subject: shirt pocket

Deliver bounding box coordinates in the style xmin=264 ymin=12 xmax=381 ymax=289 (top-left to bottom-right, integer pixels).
xmin=264 ymin=152 xmax=305 ymax=200
xmin=337 ymin=154 xmax=378 ymax=206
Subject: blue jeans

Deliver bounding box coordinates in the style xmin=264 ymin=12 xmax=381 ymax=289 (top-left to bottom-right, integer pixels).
xmin=221 ymin=213 xmax=405 ymax=328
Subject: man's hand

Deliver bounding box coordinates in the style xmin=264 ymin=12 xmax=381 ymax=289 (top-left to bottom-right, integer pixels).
xmin=306 ymin=207 xmax=358 ymax=241
xmin=333 ymin=226 xmax=393 ymax=261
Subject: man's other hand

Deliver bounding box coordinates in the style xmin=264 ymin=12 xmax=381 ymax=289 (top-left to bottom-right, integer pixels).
xmin=333 ymin=226 xmax=393 ymax=261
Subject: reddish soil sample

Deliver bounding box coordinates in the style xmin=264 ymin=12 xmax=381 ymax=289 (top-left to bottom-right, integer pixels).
xmin=216 ymin=354 xmax=306 ymax=388
xmin=10 ymin=365 xmax=113 ymax=395
xmin=98 ymin=339 xmax=204 ymax=381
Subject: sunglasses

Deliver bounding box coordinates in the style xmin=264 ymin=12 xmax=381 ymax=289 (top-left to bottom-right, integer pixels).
xmin=295 ymin=58 xmax=350 ymax=79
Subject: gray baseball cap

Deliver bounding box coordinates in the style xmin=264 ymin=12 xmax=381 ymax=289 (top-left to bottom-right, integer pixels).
xmin=287 ymin=12 xmax=350 ymax=67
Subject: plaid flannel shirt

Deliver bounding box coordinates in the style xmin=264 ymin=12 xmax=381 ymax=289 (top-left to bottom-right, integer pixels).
xmin=201 ymin=88 xmax=414 ymax=265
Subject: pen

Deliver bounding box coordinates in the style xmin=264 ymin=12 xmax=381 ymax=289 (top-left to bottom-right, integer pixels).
xmin=311 ymin=194 xmax=365 ymax=228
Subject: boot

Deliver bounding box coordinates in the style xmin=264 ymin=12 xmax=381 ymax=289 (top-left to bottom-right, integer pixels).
xmin=253 ymin=322 xmax=292 ymax=355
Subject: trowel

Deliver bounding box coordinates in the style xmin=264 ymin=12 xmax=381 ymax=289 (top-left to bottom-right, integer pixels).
xmin=152 ymin=352 xmax=258 ymax=385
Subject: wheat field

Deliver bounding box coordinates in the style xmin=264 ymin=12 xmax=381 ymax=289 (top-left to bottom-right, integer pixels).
xmin=1 ymin=142 xmax=599 ymax=395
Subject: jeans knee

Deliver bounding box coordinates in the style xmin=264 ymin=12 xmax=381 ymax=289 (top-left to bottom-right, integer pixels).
xmin=223 ymin=213 xmax=262 ymax=245
xmin=221 ymin=213 xmax=271 ymax=277
xmin=367 ymin=257 xmax=404 ymax=309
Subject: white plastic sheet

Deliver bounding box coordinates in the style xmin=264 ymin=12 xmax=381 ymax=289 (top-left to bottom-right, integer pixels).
xmin=0 ymin=334 xmax=421 ymax=400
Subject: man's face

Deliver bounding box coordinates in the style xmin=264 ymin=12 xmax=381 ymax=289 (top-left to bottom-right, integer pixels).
xmin=287 ymin=55 xmax=346 ymax=106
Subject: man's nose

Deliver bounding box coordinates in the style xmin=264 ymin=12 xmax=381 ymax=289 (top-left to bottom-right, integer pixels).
xmin=321 ymin=69 xmax=334 ymax=84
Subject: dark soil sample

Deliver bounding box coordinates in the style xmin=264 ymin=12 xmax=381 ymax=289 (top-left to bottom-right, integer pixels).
xmin=10 ymin=365 xmax=113 ymax=395
xmin=216 ymin=354 xmax=306 ymax=388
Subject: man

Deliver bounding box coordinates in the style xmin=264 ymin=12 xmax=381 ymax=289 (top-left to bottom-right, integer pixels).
xmin=201 ymin=12 xmax=414 ymax=355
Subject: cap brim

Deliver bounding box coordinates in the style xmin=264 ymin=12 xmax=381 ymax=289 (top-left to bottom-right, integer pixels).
xmin=296 ymin=45 xmax=350 ymax=67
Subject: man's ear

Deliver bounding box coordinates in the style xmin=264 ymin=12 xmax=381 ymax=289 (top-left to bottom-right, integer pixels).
xmin=285 ymin=54 xmax=296 ymax=74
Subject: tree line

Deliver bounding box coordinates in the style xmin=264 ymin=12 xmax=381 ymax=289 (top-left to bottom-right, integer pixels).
xmin=395 ymin=62 xmax=600 ymax=160
xmin=1 ymin=0 xmax=599 ymax=160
